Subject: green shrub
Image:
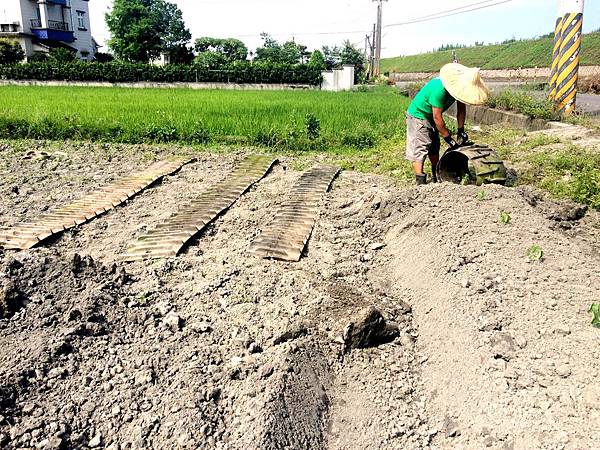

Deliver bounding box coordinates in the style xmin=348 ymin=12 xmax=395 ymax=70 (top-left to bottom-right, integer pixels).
xmin=304 ymin=113 xmax=320 ymax=140
xmin=0 ymin=61 xmax=323 ymax=85
xmin=254 ymin=129 xmax=281 ymax=147
xmin=0 ymin=38 xmax=25 ymax=65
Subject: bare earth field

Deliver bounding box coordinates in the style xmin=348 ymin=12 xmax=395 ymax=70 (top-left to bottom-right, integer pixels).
xmin=0 ymin=141 xmax=599 ymax=450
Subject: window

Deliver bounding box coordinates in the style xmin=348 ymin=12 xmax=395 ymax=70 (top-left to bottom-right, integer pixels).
xmin=76 ymin=11 xmax=86 ymax=30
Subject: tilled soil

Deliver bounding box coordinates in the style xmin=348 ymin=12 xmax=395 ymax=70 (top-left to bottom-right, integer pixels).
xmin=1 ymin=141 xmax=599 ymax=450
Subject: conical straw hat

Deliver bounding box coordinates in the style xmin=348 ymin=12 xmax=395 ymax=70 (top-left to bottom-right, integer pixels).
xmin=440 ymin=63 xmax=490 ymax=105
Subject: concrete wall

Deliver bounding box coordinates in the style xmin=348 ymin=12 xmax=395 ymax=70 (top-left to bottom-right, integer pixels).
xmin=0 ymin=80 xmax=319 ymax=91
xmin=321 ymin=66 xmax=355 ymax=91
xmin=446 ymin=103 xmax=549 ymax=132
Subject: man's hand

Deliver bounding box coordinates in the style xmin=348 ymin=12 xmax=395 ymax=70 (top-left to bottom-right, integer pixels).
xmin=444 ymin=135 xmax=459 ymax=150
xmin=457 ymin=127 xmax=470 ymax=146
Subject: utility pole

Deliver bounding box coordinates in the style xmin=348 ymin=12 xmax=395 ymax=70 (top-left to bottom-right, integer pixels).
xmin=372 ymin=0 xmax=387 ymax=77
xmin=550 ymin=0 xmax=585 ymax=115
xmin=369 ymin=24 xmax=376 ymax=78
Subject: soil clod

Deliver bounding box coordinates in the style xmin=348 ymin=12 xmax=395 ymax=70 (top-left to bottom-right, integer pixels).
xmin=343 ymin=306 xmax=400 ymax=351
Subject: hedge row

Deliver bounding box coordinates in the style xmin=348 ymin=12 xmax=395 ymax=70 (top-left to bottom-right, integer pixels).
xmin=0 ymin=61 xmax=323 ymax=85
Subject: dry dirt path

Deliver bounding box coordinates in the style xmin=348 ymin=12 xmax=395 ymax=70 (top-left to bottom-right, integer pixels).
xmin=0 ymin=142 xmax=599 ymax=450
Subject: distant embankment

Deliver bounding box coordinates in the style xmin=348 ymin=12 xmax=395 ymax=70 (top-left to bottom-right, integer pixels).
xmin=382 ymin=32 xmax=600 ymax=74
xmin=390 ymin=66 xmax=600 ymax=83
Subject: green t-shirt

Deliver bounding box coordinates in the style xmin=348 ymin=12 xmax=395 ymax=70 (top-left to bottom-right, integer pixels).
xmin=407 ymin=77 xmax=456 ymax=122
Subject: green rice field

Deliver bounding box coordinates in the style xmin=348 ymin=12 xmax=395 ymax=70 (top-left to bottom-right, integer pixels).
xmin=0 ymin=86 xmax=409 ymax=151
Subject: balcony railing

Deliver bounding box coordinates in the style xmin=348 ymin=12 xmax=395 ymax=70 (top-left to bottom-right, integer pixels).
xmin=0 ymin=23 xmax=21 ymax=33
xmin=30 ymin=19 xmax=70 ymax=31
xmin=30 ymin=0 xmax=69 ymax=5
xmin=48 ymin=20 xmax=69 ymax=31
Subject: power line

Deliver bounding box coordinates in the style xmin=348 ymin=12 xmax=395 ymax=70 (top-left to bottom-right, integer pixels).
xmin=385 ymin=0 xmax=514 ymax=28
xmin=230 ymin=0 xmax=513 ymax=40
xmin=394 ymin=0 xmax=501 ymax=22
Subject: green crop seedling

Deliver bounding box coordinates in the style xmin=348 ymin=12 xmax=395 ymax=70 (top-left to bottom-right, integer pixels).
xmin=526 ymin=244 xmax=544 ymax=261
xmin=589 ymin=304 xmax=600 ymax=328
xmin=476 ymin=190 xmax=486 ymax=201
xmin=500 ymin=211 xmax=511 ymax=224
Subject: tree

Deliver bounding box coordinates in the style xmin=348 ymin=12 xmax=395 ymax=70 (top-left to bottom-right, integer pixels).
xmin=322 ymin=42 xmax=366 ymax=81
xmin=0 ymin=39 xmax=25 ymax=65
xmin=254 ymin=34 xmax=305 ymax=64
xmin=194 ymin=37 xmax=248 ymax=63
xmin=106 ymin=0 xmax=191 ymax=63
xmin=49 ymin=47 xmax=77 ymax=63
xmin=308 ymin=50 xmax=326 ymax=70
xmin=340 ymin=40 xmax=366 ymax=78
xmin=161 ymin=1 xmax=192 ymax=63
xmin=321 ymin=45 xmax=340 ymax=70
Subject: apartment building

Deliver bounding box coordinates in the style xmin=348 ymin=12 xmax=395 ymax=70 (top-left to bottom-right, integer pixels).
xmin=0 ymin=0 xmax=97 ymax=61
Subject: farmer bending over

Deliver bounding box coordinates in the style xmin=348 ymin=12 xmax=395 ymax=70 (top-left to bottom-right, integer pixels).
xmin=406 ymin=63 xmax=489 ymax=185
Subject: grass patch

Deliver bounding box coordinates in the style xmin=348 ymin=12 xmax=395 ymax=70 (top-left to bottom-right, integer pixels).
xmin=0 ymin=85 xmax=409 ymax=152
xmin=382 ymin=32 xmax=600 ymax=73
xmin=486 ymin=91 xmax=561 ymax=121
xmin=479 ymin=127 xmax=600 ymax=209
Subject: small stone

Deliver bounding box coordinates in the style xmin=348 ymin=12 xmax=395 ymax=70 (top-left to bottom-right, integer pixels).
xmin=259 ymin=364 xmax=274 ymax=379
xmin=369 ymin=243 xmax=386 ymax=251
xmin=21 ymin=402 xmax=36 ymax=414
xmin=47 ymin=367 xmax=66 ymax=379
xmin=554 ymin=326 xmax=571 ymax=336
xmin=361 ymin=253 xmax=372 ymax=262
xmin=247 ymin=342 xmax=263 ymax=354
xmin=460 ymin=279 xmax=471 ymax=288
xmin=190 ymin=321 xmax=212 ymax=333
xmin=89 ymin=433 xmax=102 ymax=448
xmin=44 ymin=436 xmax=64 ymax=450
xmin=111 ymin=406 xmax=121 ymax=416
xmin=153 ymin=301 xmax=172 ymax=317
xmin=447 ymin=427 xmax=461 ymax=438
xmin=163 ymin=312 xmax=182 ymax=331
xmin=134 ymin=369 xmax=154 ymax=386
xmin=555 ymin=364 xmax=571 ymax=378
xmin=514 ymin=336 xmax=528 ymax=349
xmin=230 ymin=356 xmax=243 ymax=366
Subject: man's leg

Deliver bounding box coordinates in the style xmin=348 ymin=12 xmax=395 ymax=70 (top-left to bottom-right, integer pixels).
xmin=406 ymin=116 xmax=431 ymax=185
xmin=428 ymin=131 xmax=441 ymax=182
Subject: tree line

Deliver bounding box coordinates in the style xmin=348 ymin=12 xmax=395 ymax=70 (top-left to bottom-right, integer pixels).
xmin=0 ymin=0 xmax=366 ymax=81
xmin=104 ymin=0 xmax=365 ymax=77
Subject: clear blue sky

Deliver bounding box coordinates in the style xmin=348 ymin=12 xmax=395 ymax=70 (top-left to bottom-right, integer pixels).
xmin=91 ymin=0 xmax=600 ymax=57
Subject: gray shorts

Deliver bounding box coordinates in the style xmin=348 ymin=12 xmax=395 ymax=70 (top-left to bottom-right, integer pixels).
xmin=405 ymin=114 xmax=440 ymax=162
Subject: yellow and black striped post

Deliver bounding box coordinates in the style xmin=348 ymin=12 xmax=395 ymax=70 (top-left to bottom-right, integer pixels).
xmin=549 ymin=0 xmax=566 ymax=100
xmin=553 ymin=0 xmax=585 ymax=115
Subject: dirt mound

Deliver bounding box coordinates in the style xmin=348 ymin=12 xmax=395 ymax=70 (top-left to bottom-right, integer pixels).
xmin=1 ymin=142 xmax=599 ymax=449
xmin=373 ymin=182 xmax=600 ymax=448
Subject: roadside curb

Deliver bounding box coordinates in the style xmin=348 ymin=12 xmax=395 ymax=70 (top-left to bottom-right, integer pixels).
xmin=445 ymin=103 xmax=548 ymax=131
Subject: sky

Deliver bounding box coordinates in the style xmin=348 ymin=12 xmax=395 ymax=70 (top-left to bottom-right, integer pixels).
xmin=90 ymin=0 xmax=600 ymax=58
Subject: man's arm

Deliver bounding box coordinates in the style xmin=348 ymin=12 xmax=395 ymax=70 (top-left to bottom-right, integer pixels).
xmin=433 ymin=106 xmax=460 ymax=149
xmin=432 ymin=107 xmax=450 ymax=138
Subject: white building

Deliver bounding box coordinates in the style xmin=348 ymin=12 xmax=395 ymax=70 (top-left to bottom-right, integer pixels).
xmin=0 ymin=0 xmax=97 ymax=61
